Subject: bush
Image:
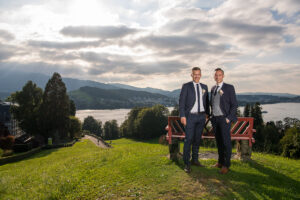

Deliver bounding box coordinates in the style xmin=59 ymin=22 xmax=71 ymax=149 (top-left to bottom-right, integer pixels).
xmin=0 ymin=135 xmax=15 ymax=150
xmin=280 ymin=127 xmax=300 ymax=159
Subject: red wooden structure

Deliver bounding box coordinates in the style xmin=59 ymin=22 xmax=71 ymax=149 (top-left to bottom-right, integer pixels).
xmin=166 ymin=116 xmax=256 ymax=146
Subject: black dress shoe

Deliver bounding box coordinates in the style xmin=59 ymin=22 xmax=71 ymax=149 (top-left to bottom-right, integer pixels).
xmin=191 ymin=160 xmax=205 ymax=167
xmin=184 ymin=165 xmax=191 ymax=173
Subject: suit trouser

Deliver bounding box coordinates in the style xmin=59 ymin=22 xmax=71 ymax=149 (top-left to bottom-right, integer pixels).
xmin=183 ymin=113 xmax=206 ymax=165
xmin=211 ymin=116 xmax=232 ymax=168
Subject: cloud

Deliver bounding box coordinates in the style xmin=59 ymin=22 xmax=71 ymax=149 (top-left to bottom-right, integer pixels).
xmin=0 ymin=43 xmax=17 ymax=61
xmin=27 ymin=40 xmax=102 ymax=49
xmin=80 ymin=51 xmax=188 ymax=75
xmin=0 ymin=61 xmax=85 ymax=76
xmin=0 ymin=29 xmax=15 ymax=41
xmin=60 ymin=25 xmax=140 ymax=39
xmin=0 ymin=0 xmax=299 ymax=94
xmin=226 ymin=63 xmax=300 ymax=94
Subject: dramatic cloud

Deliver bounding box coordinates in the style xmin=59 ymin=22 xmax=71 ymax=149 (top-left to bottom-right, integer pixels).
xmin=80 ymin=51 xmax=188 ymax=75
xmin=60 ymin=25 xmax=140 ymax=39
xmin=0 ymin=29 xmax=15 ymax=41
xmin=0 ymin=0 xmax=299 ymax=93
xmin=27 ymin=40 xmax=102 ymax=49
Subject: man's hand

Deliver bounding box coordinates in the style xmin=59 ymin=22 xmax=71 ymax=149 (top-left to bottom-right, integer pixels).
xmin=226 ymin=118 xmax=230 ymax=124
xmin=206 ymin=115 xmax=209 ymax=122
xmin=181 ymin=117 xmax=186 ymax=126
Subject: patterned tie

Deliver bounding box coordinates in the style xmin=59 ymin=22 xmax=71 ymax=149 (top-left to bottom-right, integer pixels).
xmin=196 ymin=84 xmax=200 ymax=113
xmin=214 ymin=86 xmax=219 ymax=96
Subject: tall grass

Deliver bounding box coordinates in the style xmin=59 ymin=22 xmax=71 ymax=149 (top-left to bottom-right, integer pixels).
xmin=0 ymin=138 xmax=299 ymax=199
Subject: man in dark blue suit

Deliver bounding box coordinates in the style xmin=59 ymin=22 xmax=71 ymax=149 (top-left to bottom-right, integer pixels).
xmin=179 ymin=67 xmax=210 ymax=173
xmin=210 ymin=68 xmax=238 ymax=174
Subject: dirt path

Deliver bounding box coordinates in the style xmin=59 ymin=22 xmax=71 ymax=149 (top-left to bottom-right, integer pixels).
xmin=83 ymin=135 xmax=109 ymax=149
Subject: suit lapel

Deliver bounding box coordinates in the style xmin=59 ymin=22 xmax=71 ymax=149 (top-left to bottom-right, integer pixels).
xmin=220 ymin=83 xmax=225 ymax=108
xmin=189 ymin=82 xmax=196 ymax=102
xmin=200 ymin=83 xmax=205 ymax=104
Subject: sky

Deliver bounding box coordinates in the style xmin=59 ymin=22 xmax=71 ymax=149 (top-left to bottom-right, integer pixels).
xmin=0 ymin=0 xmax=300 ymax=94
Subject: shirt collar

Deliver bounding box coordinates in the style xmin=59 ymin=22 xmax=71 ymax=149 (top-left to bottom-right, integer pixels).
xmin=216 ymin=82 xmax=223 ymax=88
xmin=193 ymin=81 xmax=201 ymax=85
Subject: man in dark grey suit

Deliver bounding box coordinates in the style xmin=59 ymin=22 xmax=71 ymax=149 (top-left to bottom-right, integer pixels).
xmin=210 ymin=68 xmax=238 ymax=174
xmin=179 ymin=67 xmax=210 ymax=173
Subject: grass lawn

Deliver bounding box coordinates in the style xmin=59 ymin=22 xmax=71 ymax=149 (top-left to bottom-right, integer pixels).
xmin=0 ymin=138 xmax=299 ymax=199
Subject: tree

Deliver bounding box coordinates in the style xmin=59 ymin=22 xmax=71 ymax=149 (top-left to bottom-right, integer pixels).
xmin=251 ymin=102 xmax=264 ymax=128
xmin=243 ymin=103 xmax=250 ymax=117
xmin=120 ymin=107 xmax=144 ymax=137
xmin=9 ymin=81 xmax=43 ymax=136
xmin=40 ymin=72 xmax=70 ymax=143
xmin=236 ymin=108 xmax=242 ymax=117
xmin=262 ymin=122 xmax=281 ymax=153
xmin=103 ymin=120 xmax=119 ymax=139
xmin=170 ymin=104 xmax=179 ymax=116
xmin=82 ymin=116 xmax=102 ymax=136
xmin=134 ymin=104 xmax=169 ymax=139
xmin=69 ymin=116 xmax=82 ymax=138
xmin=283 ymin=117 xmax=300 ymax=130
xmin=69 ymin=99 xmax=76 ymax=116
xmin=280 ymin=126 xmax=300 ymax=158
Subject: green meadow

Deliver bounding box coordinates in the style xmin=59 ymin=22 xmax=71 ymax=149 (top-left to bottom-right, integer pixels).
xmin=0 ymin=138 xmax=299 ymax=199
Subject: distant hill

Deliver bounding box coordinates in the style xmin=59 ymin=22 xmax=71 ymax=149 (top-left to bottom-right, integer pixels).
xmin=0 ymin=70 xmax=118 ymax=94
xmin=69 ymin=86 xmax=176 ymax=109
xmin=237 ymin=95 xmax=300 ymax=106
xmin=110 ymin=83 xmax=171 ymax=96
xmin=238 ymin=92 xmax=298 ymax=98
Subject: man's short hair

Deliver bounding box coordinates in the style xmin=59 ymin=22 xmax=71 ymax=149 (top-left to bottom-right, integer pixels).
xmin=192 ymin=67 xmax=201 ymax=72
xmin=215 ymin=67 xmax=224 ymax=74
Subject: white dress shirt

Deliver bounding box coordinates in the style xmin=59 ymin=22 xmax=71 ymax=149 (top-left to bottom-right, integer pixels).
xmin=190 ymin=81 xmax=205 ymax=113
xmin=214 ymin=81 xmax=224 ymax=94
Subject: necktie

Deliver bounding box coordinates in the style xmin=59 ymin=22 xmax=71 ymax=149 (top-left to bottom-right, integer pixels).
xmin=214 ymin=86 xmax=219 ymax=96
xmin=196 ymin=84 xmax=200 ymax=113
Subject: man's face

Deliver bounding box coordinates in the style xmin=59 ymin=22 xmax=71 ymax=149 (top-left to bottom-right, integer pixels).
xmin=191 ymin=70 xmax=201 ymax=83
xmin=214 ymin=70 xmax=224 ymax=84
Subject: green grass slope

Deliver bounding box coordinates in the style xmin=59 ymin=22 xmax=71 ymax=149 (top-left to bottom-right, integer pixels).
xmin=0 ymin=138 xmax=299 ymax=199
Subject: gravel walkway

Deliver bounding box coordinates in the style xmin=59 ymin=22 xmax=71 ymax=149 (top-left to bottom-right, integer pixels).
xmin=83 ymin=135 xmax=109 ymax=149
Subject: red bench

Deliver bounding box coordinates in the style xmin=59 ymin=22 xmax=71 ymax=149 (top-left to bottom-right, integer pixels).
xmin=165 ymin=116 xmax=256 ymax=160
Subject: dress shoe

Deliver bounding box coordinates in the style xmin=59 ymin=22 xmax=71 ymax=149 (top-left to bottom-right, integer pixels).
xmin=191 ymin=160 xmax=205 ymax=167
xmin=184 ymin=165 xmax=191 ymax=173
xmin=211 ymin=163 xmax=222 ymax=168
xmin=219 ymin=166 xmax=229 ymax=174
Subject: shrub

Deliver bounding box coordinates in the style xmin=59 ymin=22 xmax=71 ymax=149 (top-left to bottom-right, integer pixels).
xmin=0 ymin=135 xmax=15 ymax=150
xmin=280 ymin=127 xmax=300 ymax=159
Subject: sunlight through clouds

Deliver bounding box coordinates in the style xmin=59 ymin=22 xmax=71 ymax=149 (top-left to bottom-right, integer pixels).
xmin=0 ymin=0 xmax=299 ymax=93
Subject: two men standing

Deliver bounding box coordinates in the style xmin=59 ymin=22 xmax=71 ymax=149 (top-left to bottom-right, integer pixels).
xmin=179 ymin=67 xmax=238 ymax=174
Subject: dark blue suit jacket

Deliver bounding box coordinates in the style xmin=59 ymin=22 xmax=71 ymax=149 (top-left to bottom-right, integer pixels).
xmin=179 ymin=81 xmax=210 ymax=118
xmin=210 ymin=83 xmax=238 ymax=122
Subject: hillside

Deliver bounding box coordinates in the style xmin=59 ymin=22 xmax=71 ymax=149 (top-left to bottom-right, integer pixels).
xmin=69 ymin=86 xmax=176 ymax=109
xmin=0 ymin=70 xmax=117 ymax=94
xmin=237 ymin=94 xmax=300 ymax=106
xmin=0 ymin=138 xmax=299 ymax=199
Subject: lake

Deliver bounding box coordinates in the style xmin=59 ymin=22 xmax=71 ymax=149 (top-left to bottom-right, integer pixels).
xmin=76 ymin=103 xmax=300 ymax=125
